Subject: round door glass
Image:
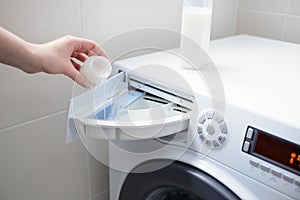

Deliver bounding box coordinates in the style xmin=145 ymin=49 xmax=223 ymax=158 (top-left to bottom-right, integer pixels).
xmin=145 ymin=187 xmax=200 ymax=200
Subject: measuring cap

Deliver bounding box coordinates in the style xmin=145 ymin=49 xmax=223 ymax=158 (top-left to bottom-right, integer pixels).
xmin=81 ymin=56 xmax=112 ymax=85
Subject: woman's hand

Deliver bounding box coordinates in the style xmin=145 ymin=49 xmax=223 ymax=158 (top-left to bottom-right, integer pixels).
xmin=0 ymin=27 xmax=108 ymax=88
xmin=30 ymin=35 xmax=109 ymax=88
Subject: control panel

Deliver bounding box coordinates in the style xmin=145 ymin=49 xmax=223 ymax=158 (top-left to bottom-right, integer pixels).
xmin=242 ymin=126 xmax=300 ymax=176
xmin=197 ymin=110 xmax=228 ymax=148
xmin=242 ymin=126 xmax=300 ymax=199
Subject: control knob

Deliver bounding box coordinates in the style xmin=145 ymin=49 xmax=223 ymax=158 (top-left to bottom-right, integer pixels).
xmin=197 ymin=110 xmax=228 ymax=148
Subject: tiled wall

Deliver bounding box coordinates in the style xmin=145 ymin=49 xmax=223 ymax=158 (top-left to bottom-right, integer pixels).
xmin=81 ymin=0 xmax=239 ymax=60
xmin=237 ymin=0 xmax=300 ymax=44
xmin=0 ymin=0 xmax=239 ymax=200
xmin=81 ymin=0 xmax=183 ymax=60
xmin=0 ymin=0 xmax=109 ymax=199
xmin=211 ymin=0 xmax=240 ymax=39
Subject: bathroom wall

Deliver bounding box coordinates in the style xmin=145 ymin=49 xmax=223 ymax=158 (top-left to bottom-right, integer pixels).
xmin=0 ymin=0 xmax=239 ymax=200
xmin=211 ymin=0 xmax=240 ymax=39
xmin=237 ymin=0 xmax=300 ymax=44
xmin=81 ymin=0 xmax=240 ymax=60
xmin=0 ymin=0 xmax=108 ymax=199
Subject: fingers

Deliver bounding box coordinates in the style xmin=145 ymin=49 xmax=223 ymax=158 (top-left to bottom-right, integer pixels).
xmin=92 ymin=44 xmax=110 ymax=59
xmin=72 ymin=49 xmax=97 ymax=57
xmin=61 ymin=35 xmax=110 ymax=88
xmin=72 ymin=52 xmax=89 ymax=63
xmin=64 ymin=63 xmax=93 ymax=89
xmin=71 ymin=36 xmax=109 ymax=60
xmin=71 ymin=59 xmax=81 ymax=71
xmin=76 ymin=73 xmax=93 ymax=89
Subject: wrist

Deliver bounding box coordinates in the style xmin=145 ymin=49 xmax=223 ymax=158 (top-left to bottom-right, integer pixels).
xmin=24 ymin=42 xmax=44 ymax=73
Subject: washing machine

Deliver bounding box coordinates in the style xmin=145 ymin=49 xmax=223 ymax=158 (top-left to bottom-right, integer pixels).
xmin=66 ymin=35 xmax=300 ymax=200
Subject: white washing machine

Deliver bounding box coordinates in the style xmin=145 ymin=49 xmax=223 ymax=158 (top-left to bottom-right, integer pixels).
xmin=67 ymin=35 xmax=300 ymax=200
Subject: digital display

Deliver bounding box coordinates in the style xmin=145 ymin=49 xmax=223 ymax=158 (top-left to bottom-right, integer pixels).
xmin=253 ymin=129 xmax=300 ymax=175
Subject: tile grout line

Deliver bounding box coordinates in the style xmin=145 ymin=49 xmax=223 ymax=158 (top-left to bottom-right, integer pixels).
xmin=86 ymin=151 xmax=92 ymax=200
xmin=234 ymin=0 xmax=241 ymax=35
xmin=0 ymin=109 xmax=67 ymax=134
xmin=238 ymin=8 xmax=300 ymax=17
xmin=80 ymin=0 xmax=83 ymax=38
xmin=281 ymin=0 xmax=291 ymax=40
xmin=91 ymin=189 xmax=109 ymax=200
xmin=78 ymin=6 xmax=92 ymax=199
xmin=85 ymin=188 xmax=109 ymax=200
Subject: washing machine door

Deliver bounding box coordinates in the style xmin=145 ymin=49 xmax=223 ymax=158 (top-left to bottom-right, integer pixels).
xmin=119 ymin=160 xmax=240 ymax=200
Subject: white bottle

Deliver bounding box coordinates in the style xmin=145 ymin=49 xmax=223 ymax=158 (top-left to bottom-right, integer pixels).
xmin=180 ymin=0 xmax=213 ymax=52
xmin=80 ymin=56 xmax=112 ymax=86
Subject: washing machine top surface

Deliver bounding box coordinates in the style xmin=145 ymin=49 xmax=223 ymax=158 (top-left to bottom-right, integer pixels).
xmin=113 ymin=35 xmax=300 ymax=130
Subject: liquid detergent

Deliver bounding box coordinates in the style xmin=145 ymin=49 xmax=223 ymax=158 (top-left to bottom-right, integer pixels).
xmin=180 ymin=7 xmax=212 ymax=51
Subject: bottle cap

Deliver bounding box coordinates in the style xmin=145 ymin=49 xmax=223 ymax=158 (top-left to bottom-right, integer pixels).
xmin=81 ymin=56 xmax=112 ymax=85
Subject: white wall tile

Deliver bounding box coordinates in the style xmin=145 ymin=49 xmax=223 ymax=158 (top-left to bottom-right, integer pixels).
xmin=236 ymin=10 xmax=285 ymax=40
xmin=88 ymin=152 xmax=109 ymax=198
xmin=81 ymin=0 xmax=183 ymax=60
xmin=73 ymin=137 xmax=109 ymax=198
xmin=0 ymin=65 xmax=76 ymax=129
xmin=0 ymin=112 xmax=90 ymax=200
xmin=288 ymin=0 xmax=300 ymax=15
xmin=0 ymin=0 xmax=82 ymax=129
xmin=237 ymin=0 xmax=300 ymax=45
xmin=0 ymin=0 xmax=81 ymax=42
xmin=0 ymin=120 xmax=44 ymax=200
xmin=211 ymin=0 xmax=239 ymax=39
xmin=91 ymin=189 xmax=109 ymax=200
xmin=282 ymin=15 xmax=300 ymax=44
xmin=81 ymin=0 xmax=239 ymax=60
xmin=239 ymin=0 xmax=288 ymax=14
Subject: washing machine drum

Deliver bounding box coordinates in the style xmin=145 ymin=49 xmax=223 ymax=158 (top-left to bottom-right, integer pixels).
xmin=119 ymin=160 xmax=240 ymax=200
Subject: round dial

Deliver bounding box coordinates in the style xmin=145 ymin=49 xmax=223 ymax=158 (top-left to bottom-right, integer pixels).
xmin=197 ymin=110 xmax=227 ymax=148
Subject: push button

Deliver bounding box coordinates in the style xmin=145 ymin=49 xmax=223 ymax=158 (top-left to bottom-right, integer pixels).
xmin=199 ymin=134 xmax=205 ymax=141
xmin=206 ymin=124 xmax=215 ymax=135
xmin=214 ymin=140 xmax=220 ymax=147
xmin=249 ymin=160 xmax=259 ymax=168
xmin=218 ymin=136 xmax=226 ymax=144
xmin=213 ymin=113 xmax=223 ymax=123
xmin=283 ymin=174 xmax=294 ymax=183
xmin=211 ymin=140 xmax=217 ymax=147
xmin=295 ymin=180 xmax=300 ymax=187
xmin=219 ymin=122 xmax=228 ymax=134
xmin=260 ymin=164 xmax=270 ymax=172
xmin=198 ymin=114 xmax=206 ymax=124
xmin=205 ymin=140 xmax=212 ymax=146
xmin=246 ymin=128 xmax=254 ymax=139
xmin=270 ymin=169 xmax=282 ymax=178
xmin=197 ymin=126 xmax=203 ymax=134
xmin=242 ymin=141 xmax=250 ymax=152
xmin=206 ymin=111 xmax=214 ymax=119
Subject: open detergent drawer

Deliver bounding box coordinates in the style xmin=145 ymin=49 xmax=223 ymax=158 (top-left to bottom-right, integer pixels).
xmin=66 ymin=72 xmax=193 ymax=142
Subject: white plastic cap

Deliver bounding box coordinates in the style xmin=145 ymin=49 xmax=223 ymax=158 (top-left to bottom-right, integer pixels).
xmin=81 ymin=56 xmax=112 ymax=85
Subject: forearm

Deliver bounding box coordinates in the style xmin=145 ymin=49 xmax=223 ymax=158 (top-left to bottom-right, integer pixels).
xmin=0 ymin=26 xmax=40 ymax=73
xmin=0 ymin=27 xmax=108 ymax=88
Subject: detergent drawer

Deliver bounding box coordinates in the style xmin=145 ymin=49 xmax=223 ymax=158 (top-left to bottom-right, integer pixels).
xmin=67 ymin=72 xmax=192 ymax=141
